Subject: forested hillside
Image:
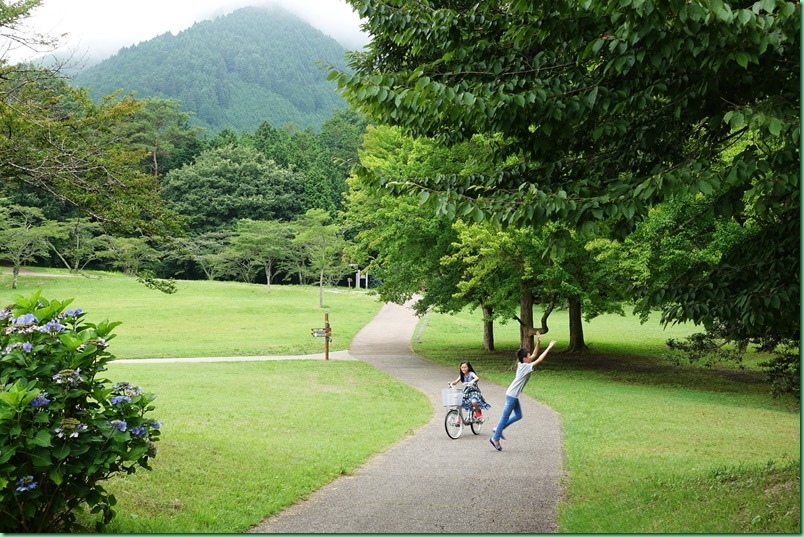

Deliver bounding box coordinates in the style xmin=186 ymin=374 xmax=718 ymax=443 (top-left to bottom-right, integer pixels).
xmin=71 ymin=6 xmax=349 ymax=132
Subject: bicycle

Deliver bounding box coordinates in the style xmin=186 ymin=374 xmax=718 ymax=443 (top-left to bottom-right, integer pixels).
xmin=442 ymin=385 xmax=485 ymax=439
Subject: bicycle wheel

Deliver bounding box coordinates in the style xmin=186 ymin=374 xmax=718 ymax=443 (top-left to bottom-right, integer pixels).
xmin=470 ymin=409 xmax=483 ymax=435
xmin=444 ymin=409 xmax=463 ymax=439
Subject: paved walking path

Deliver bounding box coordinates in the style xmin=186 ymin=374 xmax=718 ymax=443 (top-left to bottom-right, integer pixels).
xmin=247 ymin=301 xmax=565 ymax=533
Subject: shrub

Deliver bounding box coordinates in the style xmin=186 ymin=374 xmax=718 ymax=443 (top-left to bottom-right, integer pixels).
xmin=0 ymin=292 xmax=161 ymax=532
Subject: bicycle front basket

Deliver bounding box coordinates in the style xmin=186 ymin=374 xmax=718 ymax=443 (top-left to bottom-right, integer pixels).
xmin=442 ymin=388 xmax=463 ymax=407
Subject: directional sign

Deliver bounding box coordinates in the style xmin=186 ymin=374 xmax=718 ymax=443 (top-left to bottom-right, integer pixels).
xmin=311 ymin=328 xmax=330 ymax=337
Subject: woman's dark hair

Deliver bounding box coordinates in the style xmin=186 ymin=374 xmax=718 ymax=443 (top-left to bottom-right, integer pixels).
xmin=516 ymin=348 xmax=529 ymax=362
xmin=459 ymin=360 xmax=475 ymax=382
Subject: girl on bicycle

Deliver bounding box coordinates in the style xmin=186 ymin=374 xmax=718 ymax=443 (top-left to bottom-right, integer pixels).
xmin=448 ymin=361 xmax=491 ymax=420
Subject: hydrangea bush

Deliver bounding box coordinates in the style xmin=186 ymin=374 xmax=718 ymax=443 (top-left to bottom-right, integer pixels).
xmin=0 ymin=292 xmax=160 ymax=532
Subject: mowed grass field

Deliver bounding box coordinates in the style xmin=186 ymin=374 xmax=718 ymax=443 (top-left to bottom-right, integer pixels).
xmin=0 ymin=267 xmax=383 ymax=358
xmin=0 ymin=267 xmax=799 ymax=533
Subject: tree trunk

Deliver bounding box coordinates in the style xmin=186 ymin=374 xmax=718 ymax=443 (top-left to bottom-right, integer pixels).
xmin=567 ymin=295 xmax=588 ymax=352
xmin=264 ymin=261 xmax=272 ymax=292
xmin=514 ymin=295 xmax=556 ymax=348
xmin=11 ymin=265 xmax=19 ymax=289
xmin=319 ymin=269 xmax=324 ymax=307
xmin=519 ymin=289 xmax=535 ymax=350
xmin=481 ymin=303 xmax=494 ymax=352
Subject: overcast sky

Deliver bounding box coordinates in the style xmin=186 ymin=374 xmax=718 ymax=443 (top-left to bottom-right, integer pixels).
xmin=10 ymin=0 xmax=368 ymax=63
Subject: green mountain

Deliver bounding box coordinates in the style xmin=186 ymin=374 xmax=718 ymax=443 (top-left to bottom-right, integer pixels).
xmin=71 ymin=6 xmax=349 ymax=133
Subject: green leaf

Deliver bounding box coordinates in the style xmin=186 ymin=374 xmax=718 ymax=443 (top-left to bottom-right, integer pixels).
xmin=586 ymin=86 xmax=599 ymax=107
xmin=735 ymin=52 xmax=750 ymax=68
xmin=767 ymin=117 xmax=783 ymax=136
xmin=697 ymin=179 xmax=714 ymax=195
xmin=49 ymin=466 xmax=64 ymax=486
xmin=31 ymin=447 xmax=52 ymax=468
xmin=53 ymin=443 xmax=71 ymax=460
xmin=31 ymin=429 xmax=52 ymax=447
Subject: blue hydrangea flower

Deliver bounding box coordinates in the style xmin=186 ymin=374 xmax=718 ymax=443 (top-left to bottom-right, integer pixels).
xmin=110 ymin=395 xmax=131 ymax=405
xmin=65 ymin=308 xmax=83 ymax=317
xmin=110 ymin=420 xmax=127 ymax=432
xmin=16 ymin=475 xmax=37 ymax=492
xmin=21 ymin=341 xmax=32 ymax=353
xmin=13 ymin=313 xmax=38 ymax=325
xmin=29 ymin=393 xmax=50 ymax=408
xmin=40 ymin=320 xmax=66 ymax=333
xmin=130 ymin=426 xmax=148 ymax=437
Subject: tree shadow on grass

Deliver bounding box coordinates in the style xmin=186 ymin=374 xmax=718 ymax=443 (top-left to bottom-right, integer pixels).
xmin=472 ymin=348 xmax=792 ymax=407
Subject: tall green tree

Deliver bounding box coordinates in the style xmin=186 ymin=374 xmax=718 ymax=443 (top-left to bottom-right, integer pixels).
xmin=178 ymin=231 xmax=234 ymax=281
xmin=292 ymin=209 xmax=351 ymax=307
xmin=107 ymin=236 xmax=158 ymax=276
xmin=342 ymin=125 xmax=472 ymax=308
xmin=113 ymin=97 xmax=204 ymax=178
xmin=161 ymin=144 xmax=303 ymax=232
xmin=231 ymin=219 xmax=294 ymax=290
xmin=330 ymin=0 xmax=799 ymax=351
xmin=44 ymin=218 xmax=111 ymax=273
xmin=0 ymin=202 xmax=50 ymax=288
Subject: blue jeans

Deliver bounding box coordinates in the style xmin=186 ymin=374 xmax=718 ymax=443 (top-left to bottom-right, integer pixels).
xmin=492 ymin=395 xmax=521 ymax=441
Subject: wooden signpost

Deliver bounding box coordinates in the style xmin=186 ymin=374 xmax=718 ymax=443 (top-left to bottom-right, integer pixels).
xmin=310 ymin=312 xmax=332 ymax=360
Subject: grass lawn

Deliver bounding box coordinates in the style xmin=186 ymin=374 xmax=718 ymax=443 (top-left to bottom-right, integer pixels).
xmin=0 ymin=268 xmax=383 ymax=358
xmin=413 ymin=308 xmax=801 ymax=533
xmin=1 ymin=267 xmax=799 ymax=533
xmin=98 ymin=360 xmax=431 ymax=532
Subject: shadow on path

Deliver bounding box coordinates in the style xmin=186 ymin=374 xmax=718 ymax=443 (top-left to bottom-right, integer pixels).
xmin=248 ymin=301 xmax=564 ymax=533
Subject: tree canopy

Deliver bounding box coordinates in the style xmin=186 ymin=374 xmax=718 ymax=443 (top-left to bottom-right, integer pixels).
xmin=0 ymin=4 xmax=179 ymax=236
xmin=331 ymin=0 xmax=800 ymax=347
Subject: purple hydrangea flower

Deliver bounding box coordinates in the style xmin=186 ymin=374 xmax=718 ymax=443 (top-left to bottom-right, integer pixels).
xmin=21 ymin=341 xmax=32 ymax=353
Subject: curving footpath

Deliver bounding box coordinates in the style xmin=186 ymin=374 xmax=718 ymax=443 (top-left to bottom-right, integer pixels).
xmin=247 ymin=301 xmax=565 ymax=533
